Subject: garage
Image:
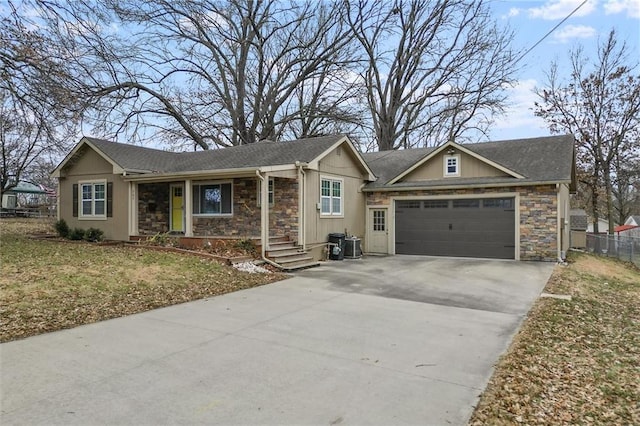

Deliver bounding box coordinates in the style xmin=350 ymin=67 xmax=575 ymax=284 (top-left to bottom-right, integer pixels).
xmin=395 ymin=198 xmax=516 ymax=259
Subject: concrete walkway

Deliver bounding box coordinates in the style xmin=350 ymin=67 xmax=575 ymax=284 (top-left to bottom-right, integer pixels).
xmin=0 ymin=256 xmax=554 ymax=425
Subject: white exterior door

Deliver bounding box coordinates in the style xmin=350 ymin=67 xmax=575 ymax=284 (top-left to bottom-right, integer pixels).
xmin=368 ymin=207 xmax=389 ymax=253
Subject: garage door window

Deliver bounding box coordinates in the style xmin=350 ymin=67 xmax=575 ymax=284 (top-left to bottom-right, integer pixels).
xmin=453 ymin=199 xmax=480 ymax=208
xmin=424 ymin=200 xmax=448 ymax=208
xmin=396 ymin=200 xmax=420 ymax=209
xmin=483 ymin=198 xmax=514 ymax=209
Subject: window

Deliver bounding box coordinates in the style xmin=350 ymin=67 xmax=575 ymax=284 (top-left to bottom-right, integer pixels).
xmin=424 ymin=200 xmax=449 ymax=208
xmin=320 ymin=177 xmax=342 ymax=216
xmin=257 ymin=178 xmax=274 ymax=207
xmin=483 ymin=198 xmax=514 ymax=209
xmin=444 ymin=155 xmax=460 ymax=176
xmin=79 ymin=181 xmax=106 ymax=218
xmin=373 ymin=210 xmax=385 ymax=231
xmin=396 ymin=200 xmax=421 ymax=209
xmin=453 ymin=199 xmax=480 ymax=208
xmin=193 ymin=182 xmax=232 ymax=215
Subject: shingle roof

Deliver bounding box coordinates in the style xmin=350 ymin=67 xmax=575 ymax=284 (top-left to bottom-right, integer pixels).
xmin=84 ymin=135 xmax=346 ymax=173
xmin=362 ymin=134 xmax=575 ymax=189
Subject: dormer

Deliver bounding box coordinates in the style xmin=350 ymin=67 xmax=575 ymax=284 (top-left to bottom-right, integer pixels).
xmin=388 ymin=141 xmax=523 ymax=184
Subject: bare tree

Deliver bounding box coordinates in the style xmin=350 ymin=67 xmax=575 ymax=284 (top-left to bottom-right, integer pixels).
xmin=612 ymin=152 xmax=640 ymax=225
xmin=534 ymin=30 xmax=640 ymax=234
xmin=344 ymin=0 xmax=517 ymax=151
xmin=0 ymin=4 xmax=82 ymax=197
xmin=31 ymin=0 xmax=363 ymax=150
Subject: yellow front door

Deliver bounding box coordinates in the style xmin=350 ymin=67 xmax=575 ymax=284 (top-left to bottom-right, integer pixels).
xmin=171 ymin=186 xmax=184 ymax=232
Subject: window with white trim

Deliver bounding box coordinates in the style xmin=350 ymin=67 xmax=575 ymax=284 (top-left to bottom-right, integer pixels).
xmin=257 ymin=178 xmax=274 ymax=207
xmin=444 ymin=155 xmax=460 ymax=176
xmin=79 ymin=180 xmax=106 ymax=218
xmin=320 ymin=177 xmax=342 ymax=216
xmin=193 ymin=182 xmax=233 ymax=215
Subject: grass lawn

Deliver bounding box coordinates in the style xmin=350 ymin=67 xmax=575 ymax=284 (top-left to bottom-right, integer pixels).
xmin=0 ymin=218 xmax=285 ymax=342
xmin=470 ymin=251 xmax=640 ymax=425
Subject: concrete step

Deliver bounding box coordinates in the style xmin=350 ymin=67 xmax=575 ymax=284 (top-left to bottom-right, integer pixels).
xmin=274 ymin=253 xmax=314 ymax=265
xmin=268 ymin=241 xmax=297 ymax=250
xmin=279 ymin=260 xmax=321 ymax=271
xmin=268 ymin=235 xmax=291 ymax=244
xmin=267 ymin=248 xmax=305 ymax=258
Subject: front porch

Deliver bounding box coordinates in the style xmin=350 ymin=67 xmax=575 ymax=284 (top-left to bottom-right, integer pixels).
xmin=130 ymin=176 xmax=318 ymax=270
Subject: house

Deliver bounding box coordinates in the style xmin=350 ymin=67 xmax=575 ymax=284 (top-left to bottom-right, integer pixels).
xmin=587 ymin=218 xmax=610 ymax=234
xmin=624 ymin=215 xmax=640 ymax=227
xmin=52 ymin=134 xmax=576 ymax=266
xmin=1 ymin=181 xmax=56 ymax=217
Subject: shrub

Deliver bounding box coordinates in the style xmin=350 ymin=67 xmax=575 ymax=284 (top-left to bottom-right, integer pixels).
xmin=68 ymin=228 xmax=85 ymax=241
xmin=235 ymin=238 xmax=257 ymax=255
xmin=54 ymin=219 xmax=70 ymax=238
xmin=84 ymin=228 xmax=104 ymax=242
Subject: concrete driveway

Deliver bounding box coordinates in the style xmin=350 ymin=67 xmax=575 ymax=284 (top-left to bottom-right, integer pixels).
xmin=1 ymin=256 xmax=554 ymax=425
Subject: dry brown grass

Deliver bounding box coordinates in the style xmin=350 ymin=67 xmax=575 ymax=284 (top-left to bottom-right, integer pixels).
xmin=470 ymin=252 xmax=640 ymax=425
xmin=0 ymin=218 xmax=285 ymax=342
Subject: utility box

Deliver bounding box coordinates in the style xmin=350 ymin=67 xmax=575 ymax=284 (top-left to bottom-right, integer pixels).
xmin=328 ymin=233 xmax=346 ymax=260
xmin=344 ymin=237 xmax=362 ymax=259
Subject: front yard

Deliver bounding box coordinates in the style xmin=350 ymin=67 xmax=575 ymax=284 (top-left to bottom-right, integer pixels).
xmin=0 ymin=218 xmax=284 ymax=342
xmin=471 ymin=251 xmax=640 ymax=424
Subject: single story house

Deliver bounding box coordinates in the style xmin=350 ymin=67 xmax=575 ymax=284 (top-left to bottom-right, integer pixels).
xmin=52 ymin=134 xmax=576 ymax=268
xmin=587 ymin=218 xmax=611 ymax=234
xmin=624 ymin=215 xmax=640 ymax=227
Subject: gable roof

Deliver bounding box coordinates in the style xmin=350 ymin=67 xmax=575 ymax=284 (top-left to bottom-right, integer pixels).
xmin=625 ymin=215 xmax=640 ymax=226
xmin=388 ymin=140 xmax=525 ymax=184
xmin=53 ymin=135 xmax=375 ymax=180
xmin=362 ymin=135 xmax=575 ymax=190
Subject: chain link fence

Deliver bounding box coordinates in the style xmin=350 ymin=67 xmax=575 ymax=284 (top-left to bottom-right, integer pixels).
xmin=585 ymin=234 xmax=640 ymax=267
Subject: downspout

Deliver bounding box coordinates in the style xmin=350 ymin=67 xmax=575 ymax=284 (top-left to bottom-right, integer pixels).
xmin=556 ymin=184 xmax=563 ymax=263
xmin=256 ymin=170 xmax=267 ymax=259
xmin=296 ymin=161 xmax=308 ymax=250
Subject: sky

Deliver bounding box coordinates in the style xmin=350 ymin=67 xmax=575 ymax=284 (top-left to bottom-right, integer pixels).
xmin=487 ymin=0 xmax=640 ymax=141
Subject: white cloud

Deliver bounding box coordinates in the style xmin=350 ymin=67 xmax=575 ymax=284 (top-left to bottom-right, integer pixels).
xmin=604 ymin=0 xmax=640 ymax=18
xmin=502 ymin=7 xmax=521 ymax=19
xmin=552 ymin=24 xmax=597 ymax=43
xmin=491 ymin=79 xmax=549 ymax=138
xmin=528 ymin=0 xmax=597 ymax=20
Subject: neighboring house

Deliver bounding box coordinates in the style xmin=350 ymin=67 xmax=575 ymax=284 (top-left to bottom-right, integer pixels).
xmin=587 ymin=218 xmax=610 ymax=234
xmin=624 ymin=215 xmax=640 ymax=227
xmin=614 ymin=224 xmax=640 ymax=239
xmin=52 ymin=134 xmax=576 ymax=266
xmin=1 ymin=181 xmax=56 ymax=216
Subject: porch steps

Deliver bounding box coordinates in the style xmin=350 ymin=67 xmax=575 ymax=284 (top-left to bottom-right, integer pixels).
xmin=266 ymin=235 xmax=319 ymax=271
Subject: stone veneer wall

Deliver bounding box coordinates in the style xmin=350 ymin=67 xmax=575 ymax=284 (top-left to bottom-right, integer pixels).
xmin=138 ymin=182 xmax=170 ymax=234
xmin=366 ymin=185 xmax=558 ymax=261
xmin=193 ymin=178 xmax=261 ymax=237
xmin=269 ymin=178 xmax=298 ymax=241
xmin=191 ymin=177 xmax=298 ymax=240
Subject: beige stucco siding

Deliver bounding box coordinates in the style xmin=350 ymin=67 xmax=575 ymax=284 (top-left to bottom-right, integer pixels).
xmin=303 ymin=148 xmax=367 ymax=259
xmin=58 ymin=147 xmax=130 ymax=241
xmin=403 ymin=150 xmax=510 ymax=181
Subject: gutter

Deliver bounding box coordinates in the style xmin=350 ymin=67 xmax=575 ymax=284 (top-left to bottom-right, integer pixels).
xmin=123 ymin=166 xmax=262 ymax=182
xmin=361 ymin=179 xmax=574 ymax=192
